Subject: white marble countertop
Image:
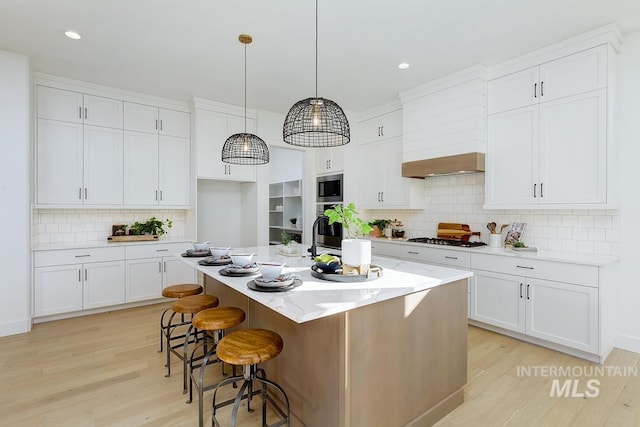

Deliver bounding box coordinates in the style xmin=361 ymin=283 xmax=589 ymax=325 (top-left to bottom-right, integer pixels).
xmin=369 ymin=237 xmax=618 ymax=266
xmin=179 ymin=246 xmax=472 ymax=324
xmin=33 ymin=238 xmax=193 ymax=251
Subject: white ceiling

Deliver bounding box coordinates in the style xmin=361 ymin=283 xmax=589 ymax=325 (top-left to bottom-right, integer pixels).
xmin=1 ymin=0 xmax=639 ymax=115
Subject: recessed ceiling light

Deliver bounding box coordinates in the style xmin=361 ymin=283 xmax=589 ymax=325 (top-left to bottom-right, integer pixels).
xmin=64 ymin=31 xmax=82 ymax=40
xmin=398 ymin=62 xmax=410 ymax=70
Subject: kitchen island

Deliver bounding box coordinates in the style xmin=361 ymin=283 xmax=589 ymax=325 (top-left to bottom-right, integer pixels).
xmin=179 ymin=246 xmax=472 ymax=427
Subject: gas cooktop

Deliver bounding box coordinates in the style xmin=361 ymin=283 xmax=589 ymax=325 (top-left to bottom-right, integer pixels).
xmin=407 ymin=237 xmax=487 ymax=248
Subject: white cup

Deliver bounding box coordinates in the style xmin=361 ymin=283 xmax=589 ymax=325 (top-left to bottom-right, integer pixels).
xmin=489 ymin=234 xmax=503 ymax=248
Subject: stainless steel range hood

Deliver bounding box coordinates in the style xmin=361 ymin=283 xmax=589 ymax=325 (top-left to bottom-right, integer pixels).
xmin=402 ymin=152 xmax=485 ymax=178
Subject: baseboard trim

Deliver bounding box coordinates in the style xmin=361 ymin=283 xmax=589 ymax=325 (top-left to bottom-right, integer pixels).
xmin=615 ymin=334 xmax=640 ymax=355
xmin=0 ymin=317 xmax=32 ymax=337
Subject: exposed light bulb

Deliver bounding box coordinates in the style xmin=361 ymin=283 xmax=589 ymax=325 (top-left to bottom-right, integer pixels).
xmin=243 ymin=135 xmax=248 ymax=152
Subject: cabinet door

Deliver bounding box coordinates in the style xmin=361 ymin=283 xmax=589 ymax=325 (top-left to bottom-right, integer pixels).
xmin=359 ymin=109 xmax=402 ymax=144
xmin=34 ymin=265 xmax=83 ymax=316
xmin=124 ymin=102 xmax=158 ymax=134
xmin=486 ymin=106 xmax=538 ymax=206
xmin=83 ymin=95 xmax=123 ymax=128
xmin=357 ymin=141 xmax=383 ymax=208
xmin=526 ymin=278 xmax=598 ymax=353
xmin=196 ymin=109 xmax=228 ymax=179
xmin=83 ymin=261 xmax=125 ymax=309
xmin=83 ymin=126 xmax=123 ymax=205
xmin=470 ymin=270 xmax=525 ymax=333
xmin=226 ymin=114 xmax=257 ymax=182
xmin=538 ymin=89 xmax=606 ymax=204
xmin=37 ymin=119 xmax=84 ymax=205
xmin=379 ymin=138 xmax=408 ymax=207
xmin=125 ymin=258 xmax=163 ymax=302
xmin=124 ymin=131 xmax=159 ymax=205
xmin=37 ymin=86 xmax=83 ymax=123
xmin=539 ymin=45 xmax=607 ymax=103
xmin=159 ymin=109 xmax=190 ymax=138
xmin=316 ymin=148 xmax=333 ymax=173
xmin=487 ymin=66 xmax=539 ymax=114
xmin=158 ymin=136 xmax=190 ymax=206
xmin=163 ymin=258 xmax=196 ymax=287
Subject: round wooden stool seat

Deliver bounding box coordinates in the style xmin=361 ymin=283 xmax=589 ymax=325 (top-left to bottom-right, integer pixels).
xmin=192 ymin=307 xmax=246 ymax=331
xmin=172 ymin=294 xmax=219 ymax=315
xmin=216 ymin=329 xmax=283 ymax=366
xmin=162 ymin=284 xmax=202 ymax=299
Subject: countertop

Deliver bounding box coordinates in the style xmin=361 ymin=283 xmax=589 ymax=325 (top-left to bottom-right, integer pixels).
xmin=179 ymin=245 xmax=472 ymax=324
xmin=369 ymin=237 xmax=618 ymax=266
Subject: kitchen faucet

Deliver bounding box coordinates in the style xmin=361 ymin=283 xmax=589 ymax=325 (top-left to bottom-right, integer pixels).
xmin=308 ymin=215 xmax=329 ymax=258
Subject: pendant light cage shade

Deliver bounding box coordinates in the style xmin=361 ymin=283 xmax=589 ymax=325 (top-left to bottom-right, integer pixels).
xmin=221 ymin=133 xmax=269 ymax=165
xmin=283 ymin=97 xmax=350 ymax=147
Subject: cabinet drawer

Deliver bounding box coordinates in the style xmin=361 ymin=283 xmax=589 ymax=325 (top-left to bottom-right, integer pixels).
xmin=370 ymin=241 xmax=400 ymax=257
xmin=399 ymin=246 xmax=470 ymax=269
xmin=35 ymin=247 xmax=125 ymax=267
xmin=470 ymin=253 xmax=598 ymax=287
xmin=125 ymin=242 xmax=192 ymax=259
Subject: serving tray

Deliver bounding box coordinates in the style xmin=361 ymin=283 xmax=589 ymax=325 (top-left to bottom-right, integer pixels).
xmin=310 ymin=264 xmax=383 ymax=282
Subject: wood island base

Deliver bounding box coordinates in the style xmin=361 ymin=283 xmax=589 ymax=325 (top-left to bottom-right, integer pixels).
xmin=205 ymin=275 xmax=468 ymax=427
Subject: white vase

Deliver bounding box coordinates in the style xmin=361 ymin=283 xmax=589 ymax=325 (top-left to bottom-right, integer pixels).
xmin=341 ymin=239 xmax=372 ymax=267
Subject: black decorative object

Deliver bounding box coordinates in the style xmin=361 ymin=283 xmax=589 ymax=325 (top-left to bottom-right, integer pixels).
xmin=222 ymin=34 xmax=269 ymax=165
xmin=283 ymin=0 xmax=350 ymax=148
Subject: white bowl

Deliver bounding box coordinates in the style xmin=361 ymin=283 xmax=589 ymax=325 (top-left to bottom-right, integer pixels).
xmin=192 ymin=241 xmax=210 ymax=251
xmin=257 ymin=262 xmax=284 ymax=281
xmin=210 ymin=246 xmax=230 ymax=258
xmin=229 ymin=253 xmax=254 ymax=267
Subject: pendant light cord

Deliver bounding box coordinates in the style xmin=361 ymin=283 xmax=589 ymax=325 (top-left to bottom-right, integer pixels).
xmin=244 ymin=41 xmax=247 ymax=133
xmin=315 ymin=0 xmax=318 ymax=99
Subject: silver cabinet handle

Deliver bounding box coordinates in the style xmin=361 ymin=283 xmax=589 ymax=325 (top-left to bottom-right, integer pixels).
xmin=407 ymin=251 xmax=419 ymax=255
xmin=156 ymin=249 xmax=169 ymax=252
xmin=381 ymin=192 xmax=384 ymax=202
xmin=533 ymin=183 xmax=537 ymax=198
xmin=540 ymin=183 xmax=543 ymax=198
xmin=79 ymin=106 xmax=82 ymax=119
xmin=155 ymin=190 xmax=158 ymax=201
xmin=159 ymin=120 xmax=163 ymax=131
xmin=328 ymin=159 xmax=331 ymax=169
xmin=84 ymin=268 xmax=87 ymax=281
xmin=527 ymin=284 xmax=531 ymax=300
xmin=84 ymin=188 xmax=87 ymax=199
xmin=445 ymin=256 xmax=458 ymax=260
xmin=520 ymin=283 xmax=523 ymax=298
xmin=517 ymin=265 xmax=534 ymax=270
xmin=534 ymin=83 xmax=537 ymax=98
xmin=75 ymin=254 xmax=91 ymax=258
xmin=84 ymin=107 xmax=88 ymax=120
xmin=377 ymin=126 xmax=381 ymax=137
xmin=78 ymin=269 xmax=82 ymax=282
xmin=163 ymin=261 xmax=167 ymax=272
xmin=155 ymin=119 xmax=158 ymax=130
xmin=158 ymin=262 xmax=162 ymax=273
xmin=381 ymin=125 xmax=384 ymax=136
xmin=79 ymin=188 xmax=82 ymax=200
xmin=159 ymin=190 xmax=163 ymax=201
xmin=540 ymin=81 xmax=544 ymax=97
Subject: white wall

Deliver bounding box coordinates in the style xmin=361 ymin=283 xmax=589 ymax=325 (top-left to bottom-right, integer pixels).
xmin=614 ymin=30 xmax=640 ymax=353
xmin=197 ymin=180 xmax=246 ymax=247
xmin=0 ymin=51 xmax=31 ymax=336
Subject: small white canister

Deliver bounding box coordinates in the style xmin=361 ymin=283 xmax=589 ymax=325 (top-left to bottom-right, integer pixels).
xmin=489 ymin=234 xmax=503 ymax=248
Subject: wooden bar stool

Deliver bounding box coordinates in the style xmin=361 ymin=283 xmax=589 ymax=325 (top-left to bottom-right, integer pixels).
xmin=158 ymin=284 xmax=203 ymax=353
xmin=186 ymin=306 xmax=246 ymax=427
xmin=211 ymin=329 xmax=290 ymax=427
xmin=166 ymin=294 xmax=219 ymax=393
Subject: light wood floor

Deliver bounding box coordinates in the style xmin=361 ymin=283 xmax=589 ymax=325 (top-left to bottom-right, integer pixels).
xmin=1 ymin=304 xmax=639 ymax=427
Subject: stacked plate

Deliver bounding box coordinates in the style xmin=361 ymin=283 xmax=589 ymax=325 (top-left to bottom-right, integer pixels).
xmin=219 ymin=263 xmax=259 ymax=276
xmin=184 ymin=248 xmax=212 ymax=258
xmin=198 ymin=255 xmax=232 ymax=266
xmin=247 ymin=274 xmax=302 ymax=292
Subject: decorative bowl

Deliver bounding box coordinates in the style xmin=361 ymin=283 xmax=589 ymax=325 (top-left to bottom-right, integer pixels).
xmin=192 ymin=241 xmax=210 ymax=251
xmin=257 ymin=262 xmax=285 ymax=281
xmin=210 ymin=247 xmax=230 ymax=259
xmin=229 ymin=253 xmax=254 ymax=267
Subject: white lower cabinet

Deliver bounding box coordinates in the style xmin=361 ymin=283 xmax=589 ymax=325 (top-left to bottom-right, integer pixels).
xmin=470 ymin=253 xmax=600 ymax=356
xmin=34 ymin=242 xmax=195 ymax=318
xmin=125 ymin=242 xmax=195 ymax=302
xmin=34 ymin=247 xmax=125 ymax=316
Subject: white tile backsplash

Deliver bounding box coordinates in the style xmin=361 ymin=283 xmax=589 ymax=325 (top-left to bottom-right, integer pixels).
xmin=362 ymin=173 xmax=619 ymax=256
xmin=32 ymin=209 xmax=188 ymax=246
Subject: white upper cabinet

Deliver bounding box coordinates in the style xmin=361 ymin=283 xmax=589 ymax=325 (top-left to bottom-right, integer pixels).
xmin=359 ymin=109 xmax=402 ymax=145
xmin=194 ymin=104 xmax=257 ymax=182
xmin=37 ymin=86 xmax=123 ymax=128
xmin=124 ymin=102 xmax=190 ymax=138
xmin=158 ymin=136 xmax=190 ymax=206
xmin=486 ymin=44 xmax=612 ymax=208
xmin=488 ymin=45 xmax=607 ymax=114
xmin=316 ymin=147 xmax=344 ymax=174
xmin=83 ymin=125 xmax=124 ymax=205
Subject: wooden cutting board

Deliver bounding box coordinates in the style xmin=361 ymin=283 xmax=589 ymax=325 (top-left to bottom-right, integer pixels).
xmin=437 ymin=223 xmax=477 ymax=241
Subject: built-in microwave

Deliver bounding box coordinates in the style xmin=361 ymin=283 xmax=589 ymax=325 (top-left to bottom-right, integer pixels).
xmin=316 ymin=173 xmax=343 ymax=203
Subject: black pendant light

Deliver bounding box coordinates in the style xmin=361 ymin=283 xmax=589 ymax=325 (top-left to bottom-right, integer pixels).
xmin=282 ymin=0 xmax=350 ymax=147
xmin=222 ymin=34 xmax=269 ymax=165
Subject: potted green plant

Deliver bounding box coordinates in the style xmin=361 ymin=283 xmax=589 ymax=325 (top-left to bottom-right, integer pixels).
xmin=369 ymin=219 xmax=391 ymax=237
xmin=128 ymin=217 xmax=173 ymax=236
xmin=324 ymin=203 xmax=373 ymax=273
